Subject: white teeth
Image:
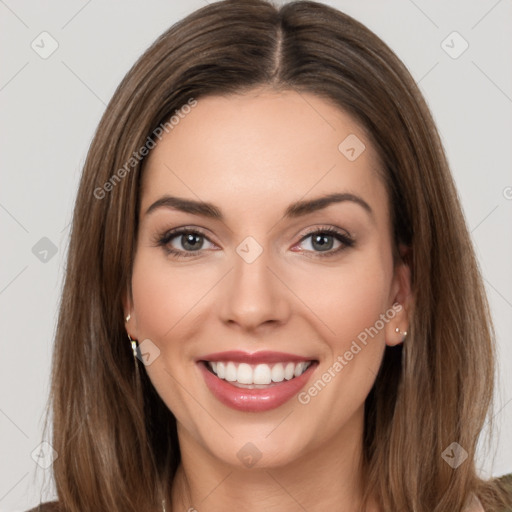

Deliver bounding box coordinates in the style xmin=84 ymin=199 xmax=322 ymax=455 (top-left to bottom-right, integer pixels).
xmin=271 ymin=363 xmax=285 ymax=383
xmin=216 ymin=362 xmax=225 ymax=379
xmin=253 ymin=364 xmax=272 ymax=385
xmin=237 ymin=363 xmax=253 ymax=384
xmin=294 ymin=362 xmax=307 ymax=378
xmin=284 ymin=362 xmax=295 ymax=380
xmin=225 ymin=362 xmax=237 ymax=382
xmin=207 ymin=360 xmax=312 ymax=385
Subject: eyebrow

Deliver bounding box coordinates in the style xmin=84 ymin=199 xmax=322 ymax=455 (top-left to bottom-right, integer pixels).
xmin=144 ymin=192 xmax=373 ymax=220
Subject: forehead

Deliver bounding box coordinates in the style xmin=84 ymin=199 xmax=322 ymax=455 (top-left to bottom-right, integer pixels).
xmin=140 ymin=89 xmax=387 ymax=222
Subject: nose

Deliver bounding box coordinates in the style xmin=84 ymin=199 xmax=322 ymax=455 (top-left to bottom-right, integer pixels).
xmin=218 ymin=243 xmax=291 ymax=333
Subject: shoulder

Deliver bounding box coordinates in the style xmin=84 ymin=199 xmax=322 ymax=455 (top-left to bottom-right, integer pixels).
xmin=479 ymin=473 xmax=512 ymax=512
xmin=495 ymin=472 xmax=512 ymax=489
xmin=25 ymin=501 xmax=62 ymax=512
xmin=494 ymin=473 xmax=512 ymax=511
xmin=22 ymin=479 xmax=512 ymax=512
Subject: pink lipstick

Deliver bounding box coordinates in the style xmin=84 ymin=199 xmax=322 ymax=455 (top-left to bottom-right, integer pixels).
xmin=197 ymin=351 xmax=318 ymax=412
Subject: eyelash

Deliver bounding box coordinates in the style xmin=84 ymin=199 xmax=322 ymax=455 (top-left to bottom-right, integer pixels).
xmin=154 ymin=226 xmax=355 ymax=260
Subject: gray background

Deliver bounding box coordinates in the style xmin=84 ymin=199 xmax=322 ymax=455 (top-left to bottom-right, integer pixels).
xmin=1 ymin=0 xmax=511 ymax=510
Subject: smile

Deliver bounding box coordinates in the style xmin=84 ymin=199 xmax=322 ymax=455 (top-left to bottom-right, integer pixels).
xmin=197 ymin=350 xmax=319 ymax=412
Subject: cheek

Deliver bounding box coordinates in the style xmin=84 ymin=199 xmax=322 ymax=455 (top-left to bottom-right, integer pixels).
xmin=335 ymin=261 xmax=390 ymax=341
xmin=130 ymin=252 xmax=210 ymax=423
xmin=292 ymin=248 xmax=393 ymax=353
xmin=130 ymin=249 xmax=211 ymax=342
xmin=292 ymin=254 xmax=393 ymax=424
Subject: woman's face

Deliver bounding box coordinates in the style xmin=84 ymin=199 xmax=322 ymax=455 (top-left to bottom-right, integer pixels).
xmin=126 ymin=88 xmax=410 ymax=469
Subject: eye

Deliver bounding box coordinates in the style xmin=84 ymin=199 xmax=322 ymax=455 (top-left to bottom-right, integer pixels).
xmin=155 ymin=227 xmax=216 ymax=259
xmin=294 ymin=227 xmax=355 ymax=258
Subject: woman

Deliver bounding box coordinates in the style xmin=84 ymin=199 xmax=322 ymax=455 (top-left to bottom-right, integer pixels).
xmin=28 ymin=0 xmax=512 ymax=511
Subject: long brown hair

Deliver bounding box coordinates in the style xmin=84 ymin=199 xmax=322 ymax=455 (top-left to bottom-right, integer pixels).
xmin=39 ymin=1 xmax=509 ymax=510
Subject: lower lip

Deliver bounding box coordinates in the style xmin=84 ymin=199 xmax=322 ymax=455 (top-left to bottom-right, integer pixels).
xmin=198 ymin=361 xmax=318 ymax=412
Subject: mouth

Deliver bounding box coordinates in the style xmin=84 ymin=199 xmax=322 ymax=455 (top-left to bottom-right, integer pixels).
xmin=196 ymin=351 xmax=319 ymax=412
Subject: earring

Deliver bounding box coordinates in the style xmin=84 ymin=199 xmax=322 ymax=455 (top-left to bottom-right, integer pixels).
xmin=127 ymin=333 xmax=138 ymax=359
xmin=125 ymin=314 xmax=138 ymax=358
xmin=395 ymin=326 xmax=408 ymax=342
xmin=127 ymin=333 xmax=142 ymax=398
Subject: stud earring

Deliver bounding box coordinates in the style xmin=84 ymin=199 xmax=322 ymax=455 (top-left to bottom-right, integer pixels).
xmin=125 ymin=313 xmax=131 ymax=323
xmin=395 ymin=326 xmax=408 ymax=342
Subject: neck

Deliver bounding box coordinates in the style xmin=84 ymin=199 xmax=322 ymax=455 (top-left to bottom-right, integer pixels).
xmin=170 ymin=407 xmax=379 ymax=512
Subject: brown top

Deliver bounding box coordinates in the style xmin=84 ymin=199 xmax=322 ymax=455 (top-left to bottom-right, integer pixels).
xmin=26 ymin=473 xmax=512 ymax=512
xmin=26 ymin=503 xmax=60 ymax=512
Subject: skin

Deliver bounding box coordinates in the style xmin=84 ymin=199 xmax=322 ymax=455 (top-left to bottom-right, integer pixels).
xmin=124 ymin=87 xmax=412 ymax=512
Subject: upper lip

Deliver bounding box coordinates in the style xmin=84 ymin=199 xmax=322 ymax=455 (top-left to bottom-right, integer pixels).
xmin=197 ymin=350 xmax=316 ymax=364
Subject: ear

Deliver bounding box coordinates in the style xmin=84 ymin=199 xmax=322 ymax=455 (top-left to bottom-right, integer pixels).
xmin=385 ymin=245 xmax=413 ymax=347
